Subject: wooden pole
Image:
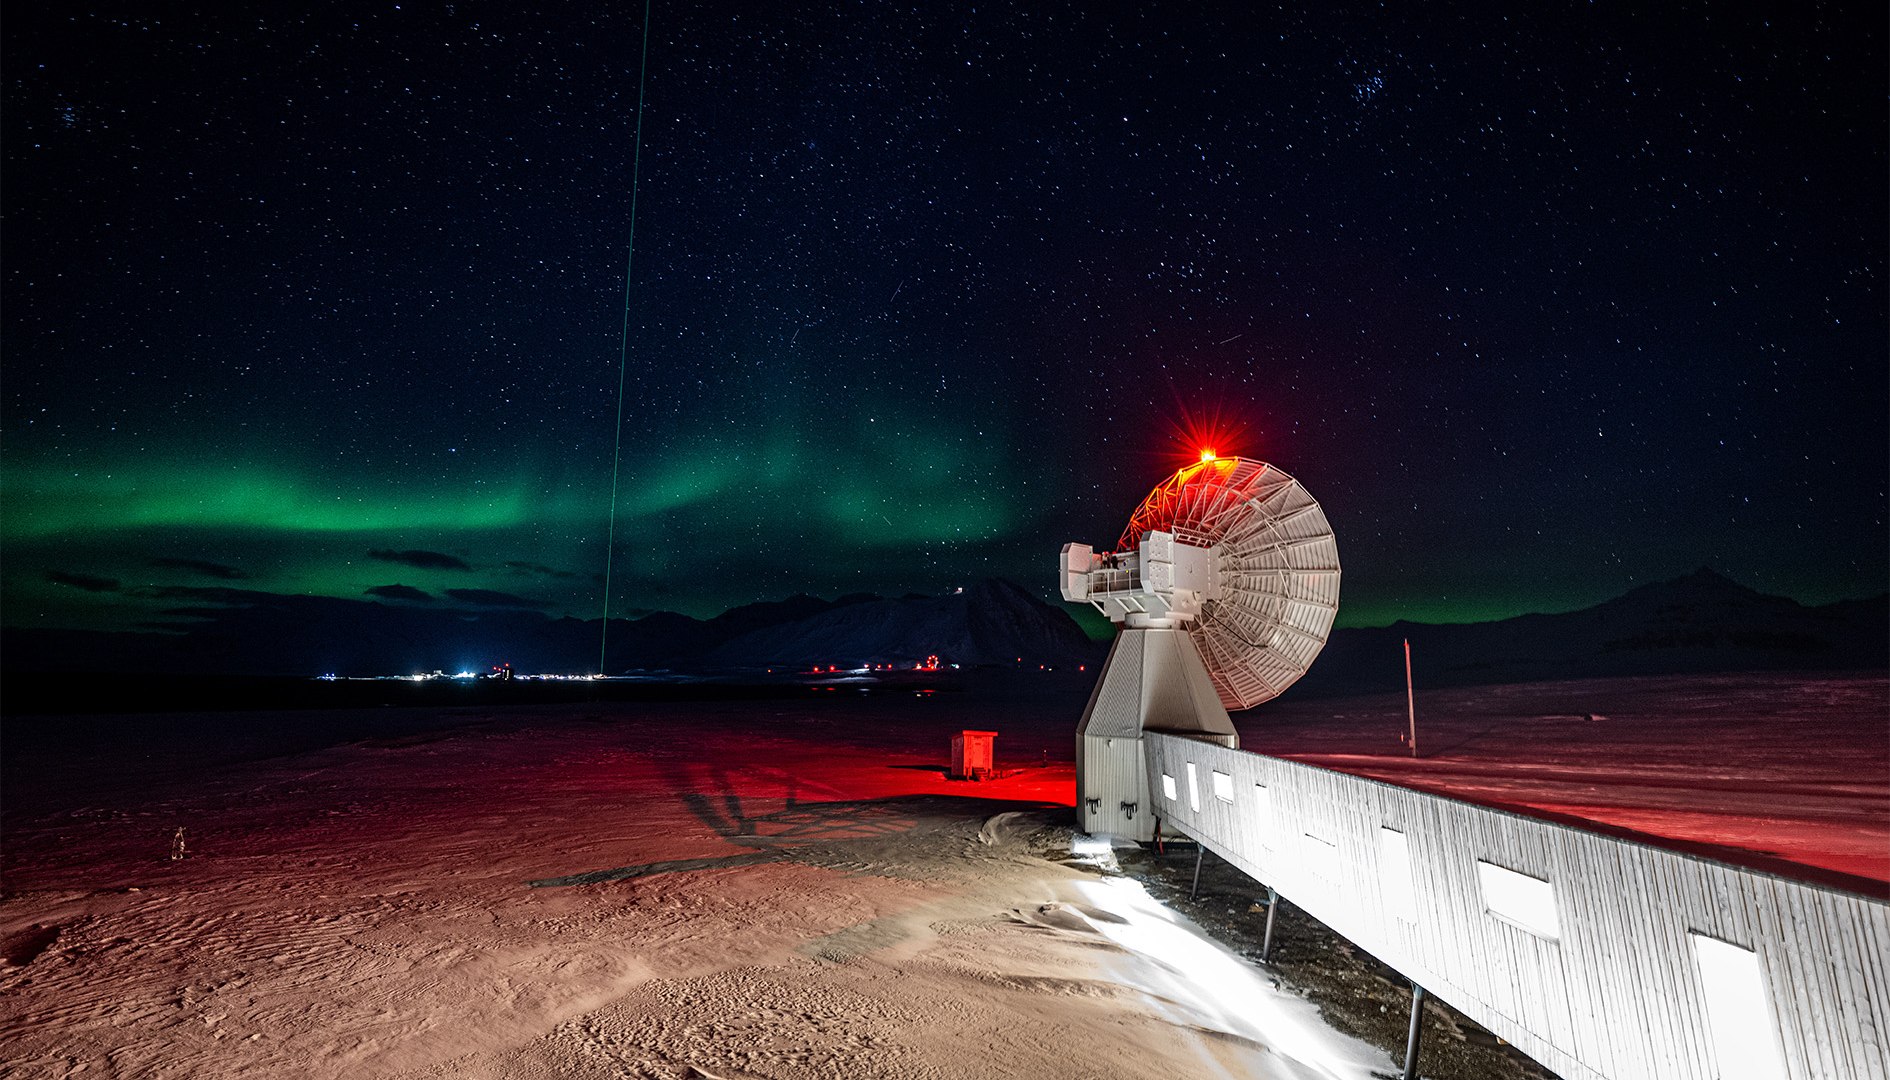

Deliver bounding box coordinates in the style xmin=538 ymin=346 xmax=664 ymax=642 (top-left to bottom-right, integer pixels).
xmin=1404 ymin=638 xmax=1417 ymax=758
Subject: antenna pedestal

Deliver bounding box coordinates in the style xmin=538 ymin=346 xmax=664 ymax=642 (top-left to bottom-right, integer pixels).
xmin=1076 ymin=629 xmax=1238 ymax=841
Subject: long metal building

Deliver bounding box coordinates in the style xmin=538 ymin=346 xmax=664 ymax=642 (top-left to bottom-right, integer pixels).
xmin=1143 ymin=732 xmax=1890 ymax=1080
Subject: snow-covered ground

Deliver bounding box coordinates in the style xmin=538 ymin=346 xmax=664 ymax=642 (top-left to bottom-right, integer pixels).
xmin=1241 ymin=671 xmax=1889 ymax=893
xmin=2 ymin=692 xmax=1393 ymax=1079
xmin=3 ymin=670 xmax=1881 ymax=1077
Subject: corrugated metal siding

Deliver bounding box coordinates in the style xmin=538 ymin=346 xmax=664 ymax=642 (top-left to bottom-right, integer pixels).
xmin=1078 ymin=634 xmax=1144 ymax=739
xmin=1079 ymin=735 xmax=1151 ymax=840
xmin=1142 ymin=733 xmax=1890 ymax=1080
xmin=1077 ymin=632 xmax=1147 ymax=838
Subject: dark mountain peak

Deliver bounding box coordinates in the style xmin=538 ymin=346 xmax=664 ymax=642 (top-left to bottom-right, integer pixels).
xmin=631 ymin=610 xmax=701 ymax=630
xmin=965 ymin=577 xmax=1050 ymax=606
xmin=1676 ymin=567 xmax=1749 ymax=590
xmin=9 ymin=568 xmax=1877 ymax=681
xmin=699 ymin=576 xmax=1098 ymax=669
xmin=1299 ymin=567 xmax=1885 ymax=698
xmin=1608 ymin=568 xmax=1772 ymax=611
xmin=706 ymin=594 xmax=832 ymax=634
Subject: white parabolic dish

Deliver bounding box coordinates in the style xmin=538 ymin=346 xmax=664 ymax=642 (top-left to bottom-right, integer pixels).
xmin=1115 ymin=457 xmax=1342 ymax=709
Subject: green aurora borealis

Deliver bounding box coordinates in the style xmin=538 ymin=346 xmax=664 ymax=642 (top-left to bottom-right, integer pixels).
xmin=3 ymin=408 xmax=1032 ymax=632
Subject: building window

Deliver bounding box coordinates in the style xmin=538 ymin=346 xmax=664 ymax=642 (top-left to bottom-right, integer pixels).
xmin=1211 ymin=769 xmax=1235 ymax=803
xmin=1185 ymin=762 xmax=1200 ymax=812
xmin=1690 ymin=932 xmax=1787 ymax=1080
xmin=1303 ymin=832 xmax=1339 ymax=886
xmin=1252 ymin=783 xmax=1273 ymax=846
xmin=1476 ymin=860 xmax=1559 ymax=939
xmin=1161 ymin=773 xmax=1177 ymax=801
xmin=1378 ymin=827 xmax=1417 ymax=922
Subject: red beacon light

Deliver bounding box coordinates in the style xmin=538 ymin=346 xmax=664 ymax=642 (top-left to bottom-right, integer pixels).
xmin=1200 ymin=448 xmax=1217 ymax=462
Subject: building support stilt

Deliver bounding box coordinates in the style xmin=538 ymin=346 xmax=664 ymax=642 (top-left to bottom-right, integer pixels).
xmin=1189 ymin=843 xmax=1205 ymax=900
xmin=1260 ymin=887 xmax=1279 ymax=962
xmin=1403 ymin=983 xmax=1426 ymax=1079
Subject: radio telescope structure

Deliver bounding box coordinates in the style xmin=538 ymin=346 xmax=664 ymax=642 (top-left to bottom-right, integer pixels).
xmin=1060 ymin=455 xmax=1341 ymax=840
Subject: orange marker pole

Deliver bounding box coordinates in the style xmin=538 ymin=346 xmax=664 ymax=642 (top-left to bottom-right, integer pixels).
xmin=1404 ymin=638 xmax=1418 ymax=759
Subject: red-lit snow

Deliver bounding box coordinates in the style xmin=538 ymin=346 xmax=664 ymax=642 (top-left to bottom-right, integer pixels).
xmin=1239 ymin=671 xmax=1889 ymax=894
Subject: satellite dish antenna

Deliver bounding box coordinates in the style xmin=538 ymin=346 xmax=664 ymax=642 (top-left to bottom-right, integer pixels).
xmin=1060 ymin=455 xmax=1340 ymax=840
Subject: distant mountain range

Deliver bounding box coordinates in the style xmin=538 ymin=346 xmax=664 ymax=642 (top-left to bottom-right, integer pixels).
xmin=1295 ymin=568 xmax=1887 ymax=696
xmin=701 ymin=578 xmax=1096 ymax=670
xmin=2 ymin=569 xmax=1882 ymax=687
xmin=0 ymin=578 xmax=1098 ymax=677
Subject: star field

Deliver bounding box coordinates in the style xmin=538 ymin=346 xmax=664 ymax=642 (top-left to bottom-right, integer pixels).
xmin=3 ymin=2 xmax=1883 ymax=638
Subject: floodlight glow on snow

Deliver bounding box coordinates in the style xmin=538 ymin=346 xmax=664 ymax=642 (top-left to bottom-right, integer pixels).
xmin=1070 ymin=834 xmax=1118 ymax=869
xmin=1069 ymin=877 xmax=1387 ymax=1078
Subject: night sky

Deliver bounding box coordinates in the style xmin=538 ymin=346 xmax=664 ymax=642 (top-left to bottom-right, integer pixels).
xmin=4 ymin=3 xmax=1884 ymax=643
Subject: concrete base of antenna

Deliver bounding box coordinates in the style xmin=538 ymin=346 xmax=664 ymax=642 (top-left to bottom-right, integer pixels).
xmin=1075 ymin=628 xmax=1238 ymax=842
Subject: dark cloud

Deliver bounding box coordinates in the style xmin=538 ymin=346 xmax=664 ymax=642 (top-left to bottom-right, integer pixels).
xmin=503 ymin=560 xmax=580 ymax=579
xmin=444 ymin=588 xmax=545 ymax=609
xmin=368 ymin=549 xmax=471 ymax=571
xmin=149 ymin=557 xmax=248 ymax=580
xmin=136 ymin=585 xmax=254 ymax=602
xmin=366 ymin=584 xmax=434 ymax=603
xmin=138 ymin=586 xmax=288 ymax=620
xmin=47 ymin=570 xmax=121 ymax=593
